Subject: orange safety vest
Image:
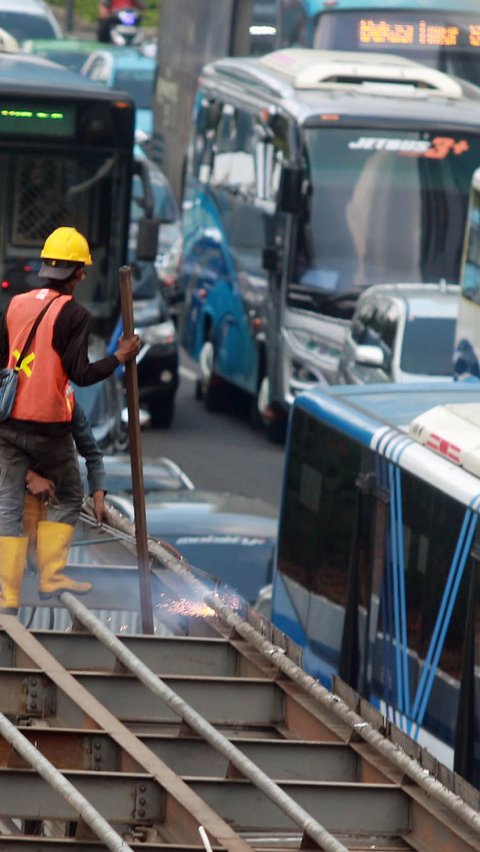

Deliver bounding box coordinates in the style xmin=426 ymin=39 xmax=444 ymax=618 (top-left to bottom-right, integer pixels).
xmin=6 ymin=288 xmax=74 ymax=423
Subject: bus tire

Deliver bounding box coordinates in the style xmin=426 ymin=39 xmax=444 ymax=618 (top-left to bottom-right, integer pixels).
xmin=205 ymin=375 xmax=228 ymax=412
xmin=265 ymin=402 xmax=287 ymax=444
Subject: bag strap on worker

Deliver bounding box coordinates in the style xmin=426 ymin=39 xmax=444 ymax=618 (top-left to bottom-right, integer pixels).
xmin=14 ymin=295 xmax=62 ymax=373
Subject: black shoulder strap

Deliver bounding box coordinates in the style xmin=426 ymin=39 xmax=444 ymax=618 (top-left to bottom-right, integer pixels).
xmin=15 ymin=294 xmax=62 ymax=373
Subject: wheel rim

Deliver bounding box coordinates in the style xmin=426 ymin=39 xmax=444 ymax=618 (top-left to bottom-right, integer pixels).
xmin=199 ymin=340 xmax=214 ymax=384
xmin=257 ymin=376 xmax=270 ymax=418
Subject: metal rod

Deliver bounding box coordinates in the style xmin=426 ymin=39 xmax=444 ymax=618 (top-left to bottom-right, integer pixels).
xmin=0 ymin=712 xmax=133 ymax=852
xmin=118 ymin=266 xmax=154 ymax=634
xmin=61 ymin=592 xmax=349 ymax=852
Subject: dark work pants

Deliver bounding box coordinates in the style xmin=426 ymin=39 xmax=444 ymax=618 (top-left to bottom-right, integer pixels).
xmin=0 ymin=423 xmax=83 ymax=536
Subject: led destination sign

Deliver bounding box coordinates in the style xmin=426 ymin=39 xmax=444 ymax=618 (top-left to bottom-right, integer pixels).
xmin=0 ymin=103 xmax=75 ymax=137
xmin=359 ymin=17 xmax=480 ymax=49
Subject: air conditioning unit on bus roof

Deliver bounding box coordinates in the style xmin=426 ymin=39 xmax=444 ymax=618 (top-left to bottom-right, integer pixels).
xmin=259 ymin=48 xmax=462 ymax=99
xmin=409 ymin=403 xmax=480 ymax=477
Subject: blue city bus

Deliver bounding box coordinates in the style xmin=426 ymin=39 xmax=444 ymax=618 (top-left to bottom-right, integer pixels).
xmin=180 ymin=47 xmax=480 ymax=441
xmin=271 ymin=381 xmax=480 ymax=784
xmin=282 ymin=0 xmax=480 ymax=86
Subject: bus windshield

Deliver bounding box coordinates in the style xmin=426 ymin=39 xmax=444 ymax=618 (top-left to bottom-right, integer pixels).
xmin=290 ymin=127 xmax=479 ymax=315
xmin=311 ymin=10 xmax=480 ymax=86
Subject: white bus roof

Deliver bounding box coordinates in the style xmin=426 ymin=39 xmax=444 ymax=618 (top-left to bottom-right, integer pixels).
xmin=259 ymin=48 xmax=463 ymax=99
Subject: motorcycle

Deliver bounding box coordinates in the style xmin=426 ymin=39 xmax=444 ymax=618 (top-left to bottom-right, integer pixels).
xmin=108 ymin=8 xmax=143 ymax=46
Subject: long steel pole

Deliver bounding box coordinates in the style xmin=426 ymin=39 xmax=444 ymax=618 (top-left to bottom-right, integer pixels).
xmin=119 ymin=265 xmax=154 ymax=633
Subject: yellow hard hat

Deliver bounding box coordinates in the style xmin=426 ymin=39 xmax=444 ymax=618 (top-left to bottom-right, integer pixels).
xmin=40 ymin=227 xmax=92 ymax=265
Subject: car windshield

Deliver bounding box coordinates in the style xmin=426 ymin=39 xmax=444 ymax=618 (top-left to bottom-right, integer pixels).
xmin=289 ymin=127 xmax=480 ymax=317
xmin=400 ymin=316 xmax=456 ymax=375
xmin=39 ymin=49 xmax=93 ymax=72
xmin=0 ymin=12 xmax=57 ymax=41
xmin=113 ymin=67 xmax=154 ymax=109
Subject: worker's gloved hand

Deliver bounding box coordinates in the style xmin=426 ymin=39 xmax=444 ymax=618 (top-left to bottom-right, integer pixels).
xmin=26 ymin=470 xmax=57 ymax=504
xmin=92 ymin=490 xmax=108 ymax=526
xmin=115 ymin=334 xmax=141 ymax=364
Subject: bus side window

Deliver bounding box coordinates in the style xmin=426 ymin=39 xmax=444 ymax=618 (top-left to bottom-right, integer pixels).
xmin=211 ymin=104 xmax=256 ymax=195
xmin=191 ymin=98 xmax=221 ymax=183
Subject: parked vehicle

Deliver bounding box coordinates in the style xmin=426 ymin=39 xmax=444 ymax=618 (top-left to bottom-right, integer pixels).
xmin=74 ymin=372 xmax=128 ymax=454
xmin=78 ymin=453 xmax=194 ymax=495
xmin=22 ymin=37 xmax=103 ymax=72
xmin=108 ymin=488 xmax=278 ymax=605
xmin=155 ymin=235 xmax=184 ymax=323
xmin=0 ymin=0 xmax=62 ymax=43
xmin=81 ymin=46 xmax=155 ymax=140
xmin=130 ymin=150 xmax=183 ymax=317
xmin=337 ymin=284 xmax=458 ymax=386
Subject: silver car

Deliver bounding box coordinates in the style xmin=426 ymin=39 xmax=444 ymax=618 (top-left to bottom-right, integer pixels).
xmin=337 ymin=283 xmax=458 ymax=386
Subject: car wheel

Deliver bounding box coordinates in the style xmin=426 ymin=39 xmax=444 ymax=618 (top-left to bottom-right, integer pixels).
xmin=150 ymin=394 xmax=175 ymax=428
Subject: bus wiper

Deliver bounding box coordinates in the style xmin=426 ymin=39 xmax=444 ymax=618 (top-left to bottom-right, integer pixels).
xmin=67 ymin=156 xmax=116 ymax=198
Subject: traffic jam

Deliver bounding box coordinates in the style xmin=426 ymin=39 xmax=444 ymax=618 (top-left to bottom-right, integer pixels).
xmin=0 ymin=1 xmax=480 ymax=848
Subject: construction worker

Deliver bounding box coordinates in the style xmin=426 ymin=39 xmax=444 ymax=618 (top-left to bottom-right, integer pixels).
xmin=0 ymin=226 xmax=140 ymax=614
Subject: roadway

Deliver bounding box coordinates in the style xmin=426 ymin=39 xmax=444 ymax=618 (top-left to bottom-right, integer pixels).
xmin=141 ymin=350 xmax=285 ymax=511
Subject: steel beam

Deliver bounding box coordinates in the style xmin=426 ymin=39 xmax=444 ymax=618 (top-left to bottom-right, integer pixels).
xmin=0 ymin=730 xmax=357 ymax=780
xmin=2 ymin=632 xmax=238 ymax=677
xmin=187 ymin=780 xmax=410 ymax=834
xmin=0 ymin=669 xmax=283 ymax=729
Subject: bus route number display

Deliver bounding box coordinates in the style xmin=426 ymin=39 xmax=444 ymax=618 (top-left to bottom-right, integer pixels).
xmin=0 ymin=103 xmax=75 ymax=137
xmin=359 ymin=18 xmax=480 ymax=49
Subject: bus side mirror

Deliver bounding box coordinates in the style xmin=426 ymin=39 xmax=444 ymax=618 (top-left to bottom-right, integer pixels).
xmin=136 ymin=217 xmax=160 ymax=261
xmin=278 ymin=164 xmax=303 ymax=214
xmin=354 ymin=344 xmax=385 ymax=368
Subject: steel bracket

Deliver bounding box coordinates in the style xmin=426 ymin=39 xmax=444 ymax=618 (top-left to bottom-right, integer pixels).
xmin=23 ymin=675 xmax=56 ymax=717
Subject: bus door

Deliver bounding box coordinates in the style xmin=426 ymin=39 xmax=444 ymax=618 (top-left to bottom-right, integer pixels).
xmin=183 ymin=97 xmax=278 ymax=394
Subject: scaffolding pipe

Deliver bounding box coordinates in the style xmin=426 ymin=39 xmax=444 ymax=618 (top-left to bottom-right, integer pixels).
xmin=0 ymin=712 xmax=133 ymax=852
xmin=61 ymin=590 xmax=348 ymax=852
xmin=86 ymin=505 xmax=480 ymax=836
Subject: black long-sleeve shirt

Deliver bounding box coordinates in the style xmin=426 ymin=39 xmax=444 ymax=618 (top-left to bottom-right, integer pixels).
xmin=0 ymin=283 xmax=120 ymax=435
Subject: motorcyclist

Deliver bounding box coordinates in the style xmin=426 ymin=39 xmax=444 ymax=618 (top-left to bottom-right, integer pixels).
xmin=98 ymin=0 xmax=146 ymax=43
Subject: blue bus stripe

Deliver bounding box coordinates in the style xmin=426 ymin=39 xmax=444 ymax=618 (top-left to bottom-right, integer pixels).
xmin=411 ymin=508 xmax=474 ymax=725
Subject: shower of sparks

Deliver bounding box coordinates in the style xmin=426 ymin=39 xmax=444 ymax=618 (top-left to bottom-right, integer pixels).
xmin=155 ymin=591 xmax=241 ymax=618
